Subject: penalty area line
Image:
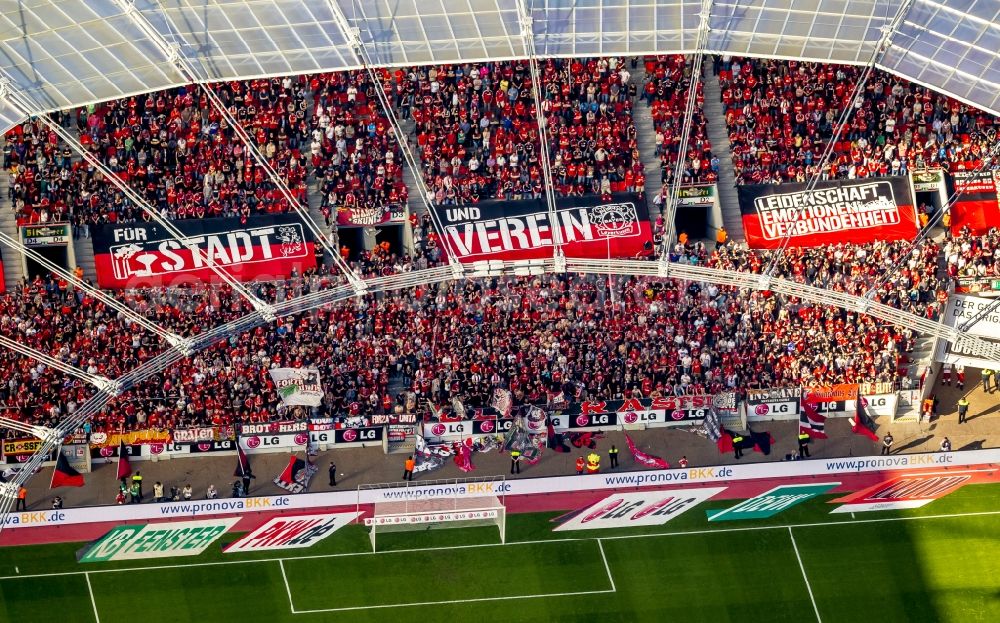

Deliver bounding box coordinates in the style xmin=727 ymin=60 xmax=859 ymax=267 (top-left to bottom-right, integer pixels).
xmin=85 ymin=572 xmax=101 ymax=623
xmin=279 ymin=560 xmax=296 ymax=614
xmin=290 ymin=587 xmax=618 ymax=614
xmin=597 ymin=539 xmax=617 ymax=593
xmin=788 ymin=527 xmax=822 ymax=623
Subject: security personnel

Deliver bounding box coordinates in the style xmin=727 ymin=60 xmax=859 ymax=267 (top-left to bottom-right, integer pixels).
xmin=982 ymin=368 xmax=994 ymax=392
xmin=881 ymin=432 xmax=894 ymax=456
xmin=958 ymin=397 xmax=970 ymax=424
xmin=510 ymin=449 xmax=521 ymax=475
xmin=797 ymin=432 xmax=811 ymax=458
xmin=402 ymin=456 xmax=415 ymax=481
xmin=608 ymin=445 xmax=619 ymax=468
xmin=732 ymin=434 xmax=744 ymax=459
xmin=575 ymin=456 xmax=586 ymax=475
xmin=329 ymin=462 xmax=337 ymax=486
xmin=15 ymin=485 xmax=26 ymax=511
xmin=131 ymin=471 xmax=143 ymax=502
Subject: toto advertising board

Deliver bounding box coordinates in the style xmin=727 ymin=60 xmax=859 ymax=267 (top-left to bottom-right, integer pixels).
xmin=431 ymin=193 xmax=652 ymax=262
xmin=554 ymin=488 xmax=726 ymax=531
xmin=79 ymin=517 xmax=240 ymax=562
xmin=223 ymin=512 xmax=360 ymax=553
xmin=91 ymin=214 xmax=316 ymax=288
xmin=737 ymin=177 xmax=918 ymax=249
xmin=706 ymin=483 xmax=840 ymax=521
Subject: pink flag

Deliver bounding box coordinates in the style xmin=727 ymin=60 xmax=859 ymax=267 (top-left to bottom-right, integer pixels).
xmin=624 ymin=433 xmax=670 ymax=469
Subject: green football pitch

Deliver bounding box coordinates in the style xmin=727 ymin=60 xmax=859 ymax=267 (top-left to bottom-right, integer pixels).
xmin=1 ymin=483 xmax=998 ymax=623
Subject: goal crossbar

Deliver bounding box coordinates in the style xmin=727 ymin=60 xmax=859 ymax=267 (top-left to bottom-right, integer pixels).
xmin=358 ymin=476 xmax=507 ymax=551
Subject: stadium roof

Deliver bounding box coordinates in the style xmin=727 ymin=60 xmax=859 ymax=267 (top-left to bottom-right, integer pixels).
xmin=0 ymin=0 xmax=997 ymax=131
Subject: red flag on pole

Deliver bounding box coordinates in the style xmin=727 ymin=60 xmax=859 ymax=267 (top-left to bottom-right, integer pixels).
xmin=50 ymin=451 xmax=85 ymax=488
xmin=116 ymin=439 xmax=132 ymax=480
xmin=799 ymin=399 xmax=829 ymax=440
xmin=850 ymin=393 xmax=880 ymax=442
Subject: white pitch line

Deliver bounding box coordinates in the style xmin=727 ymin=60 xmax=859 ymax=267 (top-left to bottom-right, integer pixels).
xmin=279 ymin=560 xmax=296 ymax=614
xmin=788 ymin=527 xmax=822 ymax=623
xmin=85 ymin=572 xmax=101 ymax=623
xmin=1 ymin=508 xmax=998 ymax=582
xmin=597 ymin=539 xmax=617 ymax=593
xmin=292 ymin=587 xmax=618 ymax=614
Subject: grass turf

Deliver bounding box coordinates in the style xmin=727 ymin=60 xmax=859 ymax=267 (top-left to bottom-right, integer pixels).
xmin=0 ymin=483 xmax=998 ymax=622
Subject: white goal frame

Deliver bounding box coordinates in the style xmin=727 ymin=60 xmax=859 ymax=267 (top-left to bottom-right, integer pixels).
xmin=358 ymin=476 xmax=507 ymax=552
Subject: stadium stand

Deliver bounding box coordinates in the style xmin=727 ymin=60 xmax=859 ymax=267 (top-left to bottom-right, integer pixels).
xmin=310 ymin=69 xmax=409 ymax=227
xmin=642 ymin=54 xmax=716 ymax=187
xmin=716 ymin=57 xmax=1000 ymax=185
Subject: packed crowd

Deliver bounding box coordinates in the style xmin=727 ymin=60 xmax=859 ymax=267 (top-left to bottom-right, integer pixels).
xmin=945 ymin=227 xmax=1000 ymax=280
xmin=0 ymin=235 xmax=926 ymax=435
xmin=400 ymin=58 xmax=642 ymax=204
xmin=642 ymin=55 xmax=716 ymax=187
xmin=310 ymin=70 xmax=409 ymax=226
xmin=6 ymin=78 xmax=313 ymax=230
xmin=716 ymin=56 xmax=1000 ymax=185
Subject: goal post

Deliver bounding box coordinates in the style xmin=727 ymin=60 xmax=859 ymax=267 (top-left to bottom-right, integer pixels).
xmin=358 ymin=476 xmax=507 ymax=552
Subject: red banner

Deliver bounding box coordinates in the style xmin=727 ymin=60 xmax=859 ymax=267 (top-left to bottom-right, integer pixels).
xmin=737 ymin=177 xmax=918 ymax=249
xmin=336 ymin=204 xmax=405 ymax=227
xmin=950 ymin=171 xmax=1000 ymax=235
xmin=431 ymin=193 xmax=652 ymax=262
xmin=90 ymin=215 xmax=317 ymax=288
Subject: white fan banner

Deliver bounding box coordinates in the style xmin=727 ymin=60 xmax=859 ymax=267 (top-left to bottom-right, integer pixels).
xmin=269 ymin=368 xmax=324 ymax=406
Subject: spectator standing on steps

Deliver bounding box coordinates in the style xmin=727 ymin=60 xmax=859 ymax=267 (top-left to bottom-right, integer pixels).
xmin=881 ymin=432 xmax=894 ymax=455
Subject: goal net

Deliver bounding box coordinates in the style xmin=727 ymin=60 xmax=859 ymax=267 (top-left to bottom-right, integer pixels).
xmin=359 ymin=476 xmax=506 ymax=552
